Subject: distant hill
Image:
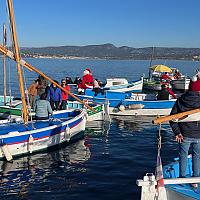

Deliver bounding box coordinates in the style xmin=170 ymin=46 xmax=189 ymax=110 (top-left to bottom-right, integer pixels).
xmin=20 ymin=43 xmax=200 ymax=60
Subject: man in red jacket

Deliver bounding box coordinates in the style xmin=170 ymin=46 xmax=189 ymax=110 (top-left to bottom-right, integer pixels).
xmin=81 ymin=68 xmax=94 ymax=89
xmin=60 ymin=79 xmax=70 ymax=110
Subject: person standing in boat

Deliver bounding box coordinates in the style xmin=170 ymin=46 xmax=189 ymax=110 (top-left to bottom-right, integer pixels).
xmin=81 ymin=68 xmax=94 ymax=90
xmin=74 ymin=76 xmax=82 ymax=85
xmin=37 ymin=75 xmax=48 ymax=97
xmin=28 ymin=79 xmax=39 ymax=109
xmin=160 ymin=72 xmax=172 ymax=82
xmin=173 ymin=69 xmax=182 ymax=79
xmin=66 ymin=76 xmax=73 ymax=84
xmin=47 ymin=80 xmax=62 ymax=111
xmin=157 ymin=84 xmax=176 ymax=100
xmin=93 ymin=79 xmax=104 ymax=96
xmin=34 ymin=92 xmax=53 ymax=120
xmin=60 ymin=79 xmax=70 ymax=110
xmin=169 ymin=79 xmax=200 ymax=188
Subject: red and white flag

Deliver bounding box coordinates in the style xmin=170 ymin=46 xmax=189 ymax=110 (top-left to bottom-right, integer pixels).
xmin=155 ymin=150 xmax=164 ymax=188
xmin=155 ymin=150 xmax=168 ymax=199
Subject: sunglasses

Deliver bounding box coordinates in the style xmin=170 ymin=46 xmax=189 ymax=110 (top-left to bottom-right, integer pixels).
xmin=62 ymin=82 xmax=66 ymax=84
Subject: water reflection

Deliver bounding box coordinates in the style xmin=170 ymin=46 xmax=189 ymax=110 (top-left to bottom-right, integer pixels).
xmin=112 ymin=115 xmax=154 ymax=132
xmin=85 ymin=121 xmax=111 ymax=138
xmin=0 ymin=138 xmax=91 ymax=199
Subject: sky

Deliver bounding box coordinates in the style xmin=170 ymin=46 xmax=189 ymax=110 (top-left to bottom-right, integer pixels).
xmin=0 ymin=0 xmax=200 ymax=48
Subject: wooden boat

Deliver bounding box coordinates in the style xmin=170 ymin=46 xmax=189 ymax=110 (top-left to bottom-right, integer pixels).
xmin=104 ymin=77 xmax=143 ymax=92
xmin=0 ymin=109 xmax=86 ymax=161
xmin=76 ymin=89 xmax=176 ymax=116
xmin=143 ymin=65 xmax=172 ymax=91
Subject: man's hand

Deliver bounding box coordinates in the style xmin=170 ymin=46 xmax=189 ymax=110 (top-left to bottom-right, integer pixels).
xmin=176 ymin=133 xmax=183 ymax=143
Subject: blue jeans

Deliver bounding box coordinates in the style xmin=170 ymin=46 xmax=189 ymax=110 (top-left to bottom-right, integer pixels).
xmin=179 ymin=137 xmax=200 ymax=177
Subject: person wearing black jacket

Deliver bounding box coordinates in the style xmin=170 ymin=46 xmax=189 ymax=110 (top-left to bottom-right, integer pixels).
xmin=170 ymin=79 xmax=200 ymax=188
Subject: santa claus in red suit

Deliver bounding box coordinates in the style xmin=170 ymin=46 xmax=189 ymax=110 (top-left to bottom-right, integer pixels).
xmin=81 ymin=68 xmax=94 ymax=89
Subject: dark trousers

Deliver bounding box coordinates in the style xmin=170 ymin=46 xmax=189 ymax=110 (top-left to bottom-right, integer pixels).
xmin=60 ymin=100 xmax=67 ymax=110
xmin=93 ymin=88 xmax=104 ymax=96
xmin=50 ymin=100 xmax=60 ymax=111
xmin=35 ymin=116 xmax=49 ymax=120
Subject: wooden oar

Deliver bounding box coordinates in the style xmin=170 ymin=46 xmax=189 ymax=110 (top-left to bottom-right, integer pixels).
xmin=0 ymin=44 xmax=96 ymax=112
xmin=153 ymin=108 xmax=200 ymax=124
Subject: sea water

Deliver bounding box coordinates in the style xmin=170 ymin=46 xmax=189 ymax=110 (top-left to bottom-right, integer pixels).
xmin=0 ymin=58 xmax=198 ymax=199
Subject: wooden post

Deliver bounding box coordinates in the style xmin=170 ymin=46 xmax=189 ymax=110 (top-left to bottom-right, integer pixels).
xmin=3 ymin=24 xmax=7 ymax=105
xmin=7 ymin=0 xmax=28 ymax=123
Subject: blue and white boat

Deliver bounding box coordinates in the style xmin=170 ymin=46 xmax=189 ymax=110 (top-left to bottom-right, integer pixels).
xmin=137 ymin=155 xmax=200 ymax=200
xmin=103 ymin=77 xmax=143 ymax=93
xmin=76 ymin=89 xmax=176 ymax=116
xmin=0 ymin=109 xmax=86 ymax=161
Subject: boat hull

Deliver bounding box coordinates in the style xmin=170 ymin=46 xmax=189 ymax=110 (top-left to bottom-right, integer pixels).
xmin=67 ymin=100 xmax=106 ymax=121
xmin=171 ymin=78 xmax=190 ymax=90
xmin=0 ymin=110 xmax=86 ymax=159
xmin=104 ymin=77 xmax=143 ymax=93
xmin=77 ymin=90 xmax=176 ymax=116
xmin=110 ymin=107 xmax=172 ymax=116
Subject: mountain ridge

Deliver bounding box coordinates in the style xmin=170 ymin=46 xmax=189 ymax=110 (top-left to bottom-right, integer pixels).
xmin=20 ymin=43 xmax=200 ymax=60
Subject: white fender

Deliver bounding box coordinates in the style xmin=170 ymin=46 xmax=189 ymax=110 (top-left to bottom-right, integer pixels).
xmin=27 ymin=135 xmax=34 ymax=153
xmin=103 ymin=99 xmax=111 ymax=122
xmin=128 ymin=104 xmax=144 ymax=109
xmin=2 ymin=144 xmax=13 ymax=161
xmin=118 ymin=105 xmax=125 ymax=111
xmin=65 ymin=127 xmax=71 ymax=142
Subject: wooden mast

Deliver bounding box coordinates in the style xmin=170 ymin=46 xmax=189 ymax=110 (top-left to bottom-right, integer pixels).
xmin=3 ymin=24 xmax=7 ymax=105
xmin=153 ymin=108 xmax=200 ymax=124
xmin=7 ymin=0 xmax=28 ymax=123
xmin=0 ymin=44 xmax=96 ymax=112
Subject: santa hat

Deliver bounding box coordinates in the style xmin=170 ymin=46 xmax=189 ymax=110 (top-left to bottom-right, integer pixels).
xmin=86 ymin=68 xmax=91 ymax=73
xmin=83 ymin=69 xmax=90 ymax=75
xmin=192 ymin=71 xmax=200 ymax=82
xmin=189 ymin=79 xmax=200 ymax=91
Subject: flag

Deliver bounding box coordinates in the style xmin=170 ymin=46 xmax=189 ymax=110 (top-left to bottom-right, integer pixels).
xmin=155 ymin=150 xmax=164 ymax=188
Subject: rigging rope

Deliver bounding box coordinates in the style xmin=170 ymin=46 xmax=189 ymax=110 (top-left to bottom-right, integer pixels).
xmin=157 ymin=123 xmax=162 ymax=150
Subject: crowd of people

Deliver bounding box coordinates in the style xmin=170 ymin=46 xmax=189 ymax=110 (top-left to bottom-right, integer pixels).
xmin=28 ymin=76 xmax=71 ymax=120
xmin=27 ymin=67 xmax=103 ymax=119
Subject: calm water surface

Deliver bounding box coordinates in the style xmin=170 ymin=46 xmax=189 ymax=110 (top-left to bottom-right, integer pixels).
xmin=0 ymin=59 xmax=197 ymax=199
